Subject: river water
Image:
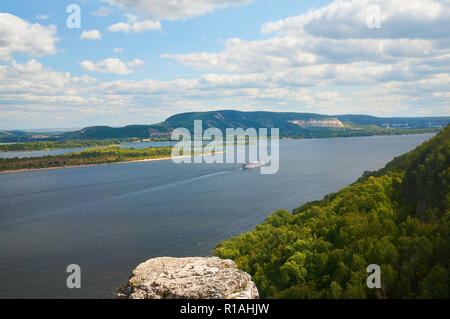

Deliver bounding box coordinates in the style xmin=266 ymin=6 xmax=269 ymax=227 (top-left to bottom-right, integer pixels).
xmin=0 ymin=134 xmax=434 ymax=298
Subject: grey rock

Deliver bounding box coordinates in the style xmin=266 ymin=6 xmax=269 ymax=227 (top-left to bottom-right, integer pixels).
xmin=117 ymin=257 xmax=259 ymax=299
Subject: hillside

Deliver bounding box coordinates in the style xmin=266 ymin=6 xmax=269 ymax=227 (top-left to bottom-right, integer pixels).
xmin=214 ymin=126 xmax=450 ymax=298
xmin=65 ymin=110 xmax=449 ymax=139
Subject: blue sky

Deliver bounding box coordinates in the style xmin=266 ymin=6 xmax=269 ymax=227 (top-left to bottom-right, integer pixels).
xmin=0 ymin=0 xmax=449 ymax=129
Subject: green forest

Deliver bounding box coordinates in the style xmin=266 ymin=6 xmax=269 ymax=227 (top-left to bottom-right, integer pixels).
xmin=0 ymin=139 xmax=136 ymax=152
xmin=0 ymin=143 xmax=225 ymax=172
xmin=214 ymin=126 xmax=450 ymax=298
xmin=0 ymin=146 xmax=173 ymax=171
xmin=282 ymin=127 xmax=440 ymax=139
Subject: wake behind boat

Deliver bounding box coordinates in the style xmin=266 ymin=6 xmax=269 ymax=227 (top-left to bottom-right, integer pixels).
xmin=242 ymin=161 xmax=264 ymax=169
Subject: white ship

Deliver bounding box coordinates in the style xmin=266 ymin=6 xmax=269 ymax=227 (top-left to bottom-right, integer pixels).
xmin=242 ymin=161 xmax=264 ymax=169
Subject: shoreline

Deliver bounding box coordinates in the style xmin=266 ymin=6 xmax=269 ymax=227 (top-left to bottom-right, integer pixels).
xmin=0 ymin=151 xmax=226 ymax=175
xmin=0 ymin=155 xmax=183 ymax=174
xmin=0 ymin=133 xmax=436 ymax=174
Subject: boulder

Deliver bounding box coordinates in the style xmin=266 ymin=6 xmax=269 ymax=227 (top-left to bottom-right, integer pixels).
xmin=117 ymin=257 xmax=258 ymax=299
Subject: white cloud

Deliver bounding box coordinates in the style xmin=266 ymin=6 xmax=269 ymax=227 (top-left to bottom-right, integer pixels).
xmin=0 ymin=13 xmax=58 ymax=61
xmin=105 ymin=0 xmax=254 ymax=33
xmin=1 ymin=57 xmax=448 ymax=130
xmin=80 ymin=30 xmax=102 ymax=40
xmin=73 ymin=75 xmax=98 ymax=85
xmin=162 ymin=0 xmax=450 ymax=82
xmin=113 ymin=48 xmax=124 ymax=53
xmin=103 ymin=0 xmax=254 ymax=21
xmin=80 ymin=58 xmax=145 ymax=74
xmin=2 ymin=1 xmax=450 ymax=128
xmin=108 ymin=14 xmax=161 ymax=33
xmin=155 ymin=0 xmax=450 ymax=116
xmin=162 ymin=37 xmax=318 ymax=73
xmin=108 ymin=20 xmax=161 ymax=33
xmin=261 ymin=0 xmax=450 ymax=40
xmin=315 ymin=91 xmax=340 ymax=101
xmin=80 ymin=59 xmax=132 ymax=75
xmin=92 ymin=6 xmax=114 ymax=16
xmin=126 ymin=59 xmax=145 ymax=68
xmin=0 ymin=60 xmax=86 ymax=101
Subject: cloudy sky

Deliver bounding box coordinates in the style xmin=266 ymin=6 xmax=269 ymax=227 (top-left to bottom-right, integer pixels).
xmin=0 ymin=0 xmax=449 ymax=129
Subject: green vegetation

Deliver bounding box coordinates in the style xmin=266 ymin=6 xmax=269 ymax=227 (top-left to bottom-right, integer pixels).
xmin=0 ymin=139 xmax=137 ymax=152
xmin=214 ymin=126 xmax=450 ymax=299
xmin=280 ymin=127 xmax=440 ymax=139
xmin=0 ymin=143 xmax=228 ymax=172
xmin=0 ymin=146 xmax=174 ymax=171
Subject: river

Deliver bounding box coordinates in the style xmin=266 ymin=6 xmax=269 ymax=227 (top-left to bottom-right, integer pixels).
xmin=0 ymin=134 xmax=434 ymax=298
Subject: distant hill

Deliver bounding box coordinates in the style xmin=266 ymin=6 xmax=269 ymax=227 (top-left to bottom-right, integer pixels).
xmin=64 ymin=110 xmax=449 ymax=139
xmin=0 ymin=129 xmax=75 ymax=143
xmin=214 ymin=125 xmax=450 ymax=298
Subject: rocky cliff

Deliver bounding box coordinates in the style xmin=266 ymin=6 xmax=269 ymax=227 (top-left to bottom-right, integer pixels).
xmin=289 ymin=118 xmax=345 ymax=128
xmin=117 ymin=257 xmax=259 ymax=299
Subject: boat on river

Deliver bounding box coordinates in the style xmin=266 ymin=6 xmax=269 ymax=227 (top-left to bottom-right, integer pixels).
xmin=242 ymin=161 xmax=264 ymax=169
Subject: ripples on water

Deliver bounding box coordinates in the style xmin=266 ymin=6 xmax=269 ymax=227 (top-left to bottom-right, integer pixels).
xmin=0 ymin=134 xmax=434 ymax=298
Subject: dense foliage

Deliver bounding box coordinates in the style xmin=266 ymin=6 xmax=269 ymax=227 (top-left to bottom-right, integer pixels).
xmin=282 ymin=127 xmax=440 ymax=139
xmin=214 ymin=126 xmax=450 ymax=298
xmin=0 ymin=139 xmax=136 ymax=152
xmin=0 ymin=142 xmax=238 ymax=172
xmin=0 ymin=146 xmax=173 ymax=171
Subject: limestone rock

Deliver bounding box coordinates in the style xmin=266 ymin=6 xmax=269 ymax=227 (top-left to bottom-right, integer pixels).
xmin=117 ymin=257 xmax=259 ymax=299
xmin=289 ymin=118 xmax=345 ymax=128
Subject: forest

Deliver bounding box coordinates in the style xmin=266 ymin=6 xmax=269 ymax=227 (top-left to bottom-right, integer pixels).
xmin=0 ymin=139 xmax=137 ymax=152
xmin=214 ymin=126 xmax=450 ymax=298
xmin=0 ymin=146 xmax=174 ymax=171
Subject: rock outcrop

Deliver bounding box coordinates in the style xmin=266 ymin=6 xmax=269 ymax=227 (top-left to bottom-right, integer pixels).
xmin=289 ymin=118 xmax=345 ymax=128
xmin=117 ymin=257 xmax=259 ymax=299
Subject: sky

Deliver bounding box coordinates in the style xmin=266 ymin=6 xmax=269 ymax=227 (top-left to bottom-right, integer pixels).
xmin=0 ymin=0 xmax=449 ymax=129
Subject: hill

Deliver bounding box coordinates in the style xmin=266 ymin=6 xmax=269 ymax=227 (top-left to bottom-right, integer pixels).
xmin=65 ymin=110 xmax=449 ymax=139
xmin=214 ymin=126 xmax=450 ymax=298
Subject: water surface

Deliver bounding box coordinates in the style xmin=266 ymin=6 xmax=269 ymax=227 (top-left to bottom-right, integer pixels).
xmin=0 ymin=134 xmax=434 ymax=298
xmin=0 ymin=142 xmax=175 ymax=159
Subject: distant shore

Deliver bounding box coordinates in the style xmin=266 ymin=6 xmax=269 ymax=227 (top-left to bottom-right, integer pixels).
xmin=0 ymin=155 xmax=181 ymax=174
xmin=0 ymin=151 xmax=226 ymax=174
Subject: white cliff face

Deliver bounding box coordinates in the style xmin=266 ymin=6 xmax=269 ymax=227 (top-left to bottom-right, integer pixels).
xmin=118 ymin=257 xmax=259 ymax=299
xmin=289 ymin=118 xmax=345 ymax=128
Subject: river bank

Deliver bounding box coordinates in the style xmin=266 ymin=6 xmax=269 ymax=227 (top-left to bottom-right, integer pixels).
xmin=0 ymin=150 xmax=227 ymax=174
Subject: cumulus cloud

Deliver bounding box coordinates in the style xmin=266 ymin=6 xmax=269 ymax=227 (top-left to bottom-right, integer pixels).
xmin=162 ymin=0 xmax=450 ymax=79
xmin=92 ymin=6 xmax=114 ymax=16
xmin=0 ymin=60 xmax=86 ymax=102
xmin=80 ymin=30 xmax=102 ymax=40
xmin=108 ymin=19 xmax=161 ymax=33
xmin=103 ymin=0 xmax=254 ymax=21
xmin=108 ymin=13 xmax=161 ymax=33
xmin=2 ymin=1 xmax=449 ymax=128
xmin=261 ymin=0 xmax=450 ymax=40
xmin=80 ymin=58 xmax=145 ymax=74
xmin=157 ymin=0 xmax=449 ymax=116
xmin=105 ymin=0 xmax=254 ymax=33
xmin=1 ymin=56 xmax=448 ymax=130
xmin=113 ymin=48 xmax=124 ymax=53
xmin=315 ymin=91 xmax=340 ymax=101
xmin=126 ymin=59 xmax=145 ymax=68
xmin=0 ymin=13 xmax=58 ymax=61
xmin=0 ymin=59 xmax=127 ymax=128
